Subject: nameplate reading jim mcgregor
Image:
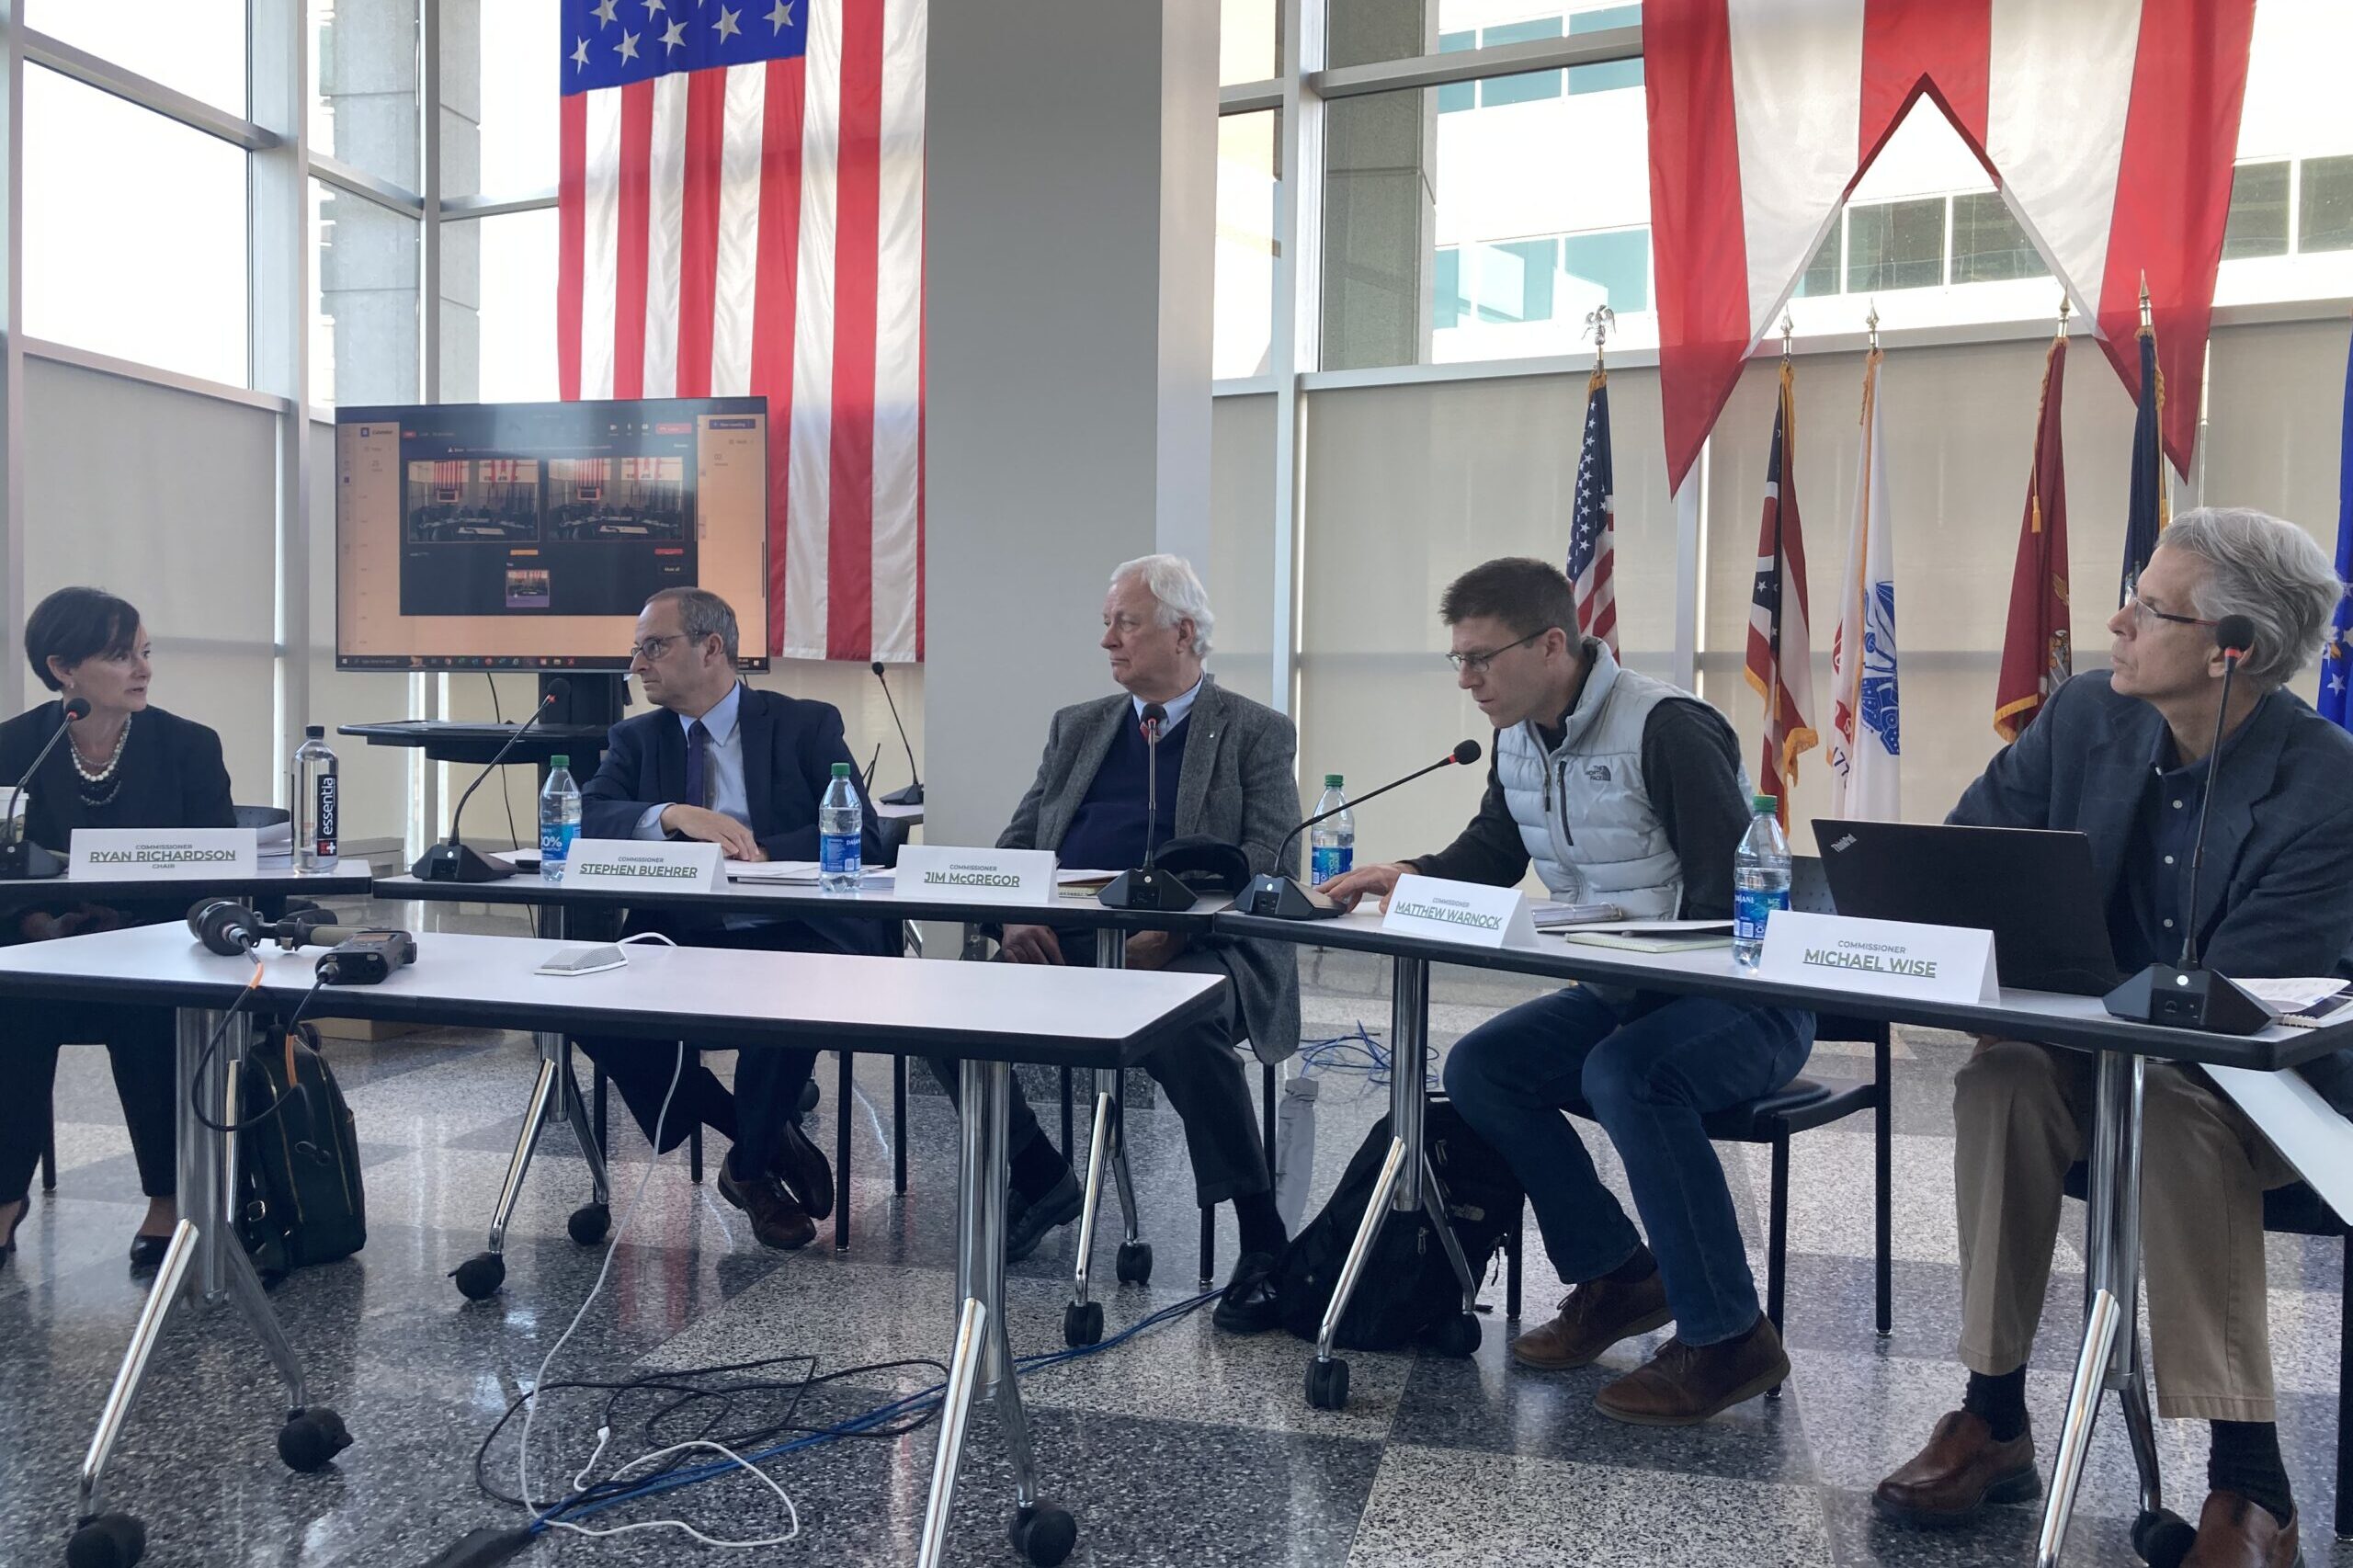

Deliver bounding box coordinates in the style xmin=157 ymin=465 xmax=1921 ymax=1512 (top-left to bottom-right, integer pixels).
xmin=917 ymin=866 xmax=1025 ymax=889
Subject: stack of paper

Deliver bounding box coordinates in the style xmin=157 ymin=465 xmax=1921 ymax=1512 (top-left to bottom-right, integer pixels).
xmin=725 ymin=860 xmax=895 ymax=886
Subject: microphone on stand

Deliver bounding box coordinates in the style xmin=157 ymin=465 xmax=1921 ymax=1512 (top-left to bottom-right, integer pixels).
xmin=1240 ymin=739 xmax=1484 ymax=921
xmin=2102 ymin=615 xmax=2272 ymax=1034
xmin=1100 ymin=701 xmax=1192 ymax=912
xmin=411 ymin=677 xmax=570 ymax=883
xmin=870 ymin=660 xmax=923 ymax=807
xmin=0 ymin=696 xmax=93 ymax=880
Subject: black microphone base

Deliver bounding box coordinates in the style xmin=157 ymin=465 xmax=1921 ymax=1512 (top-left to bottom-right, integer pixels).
xmin=0 ymin=839 xmax=67 ymax=880
xmin=881 ymin=782 xmax=924 ymax=807
xmin=2103 ymin=964 xmax=2273 ymax=1036
xmin=410 ymin=842 xmax=517 ymax=884
xmin=1237 ymin=873 xmax=1342 ymax=921
xmin=1097 ymin=865 xmax=1195 ymax=913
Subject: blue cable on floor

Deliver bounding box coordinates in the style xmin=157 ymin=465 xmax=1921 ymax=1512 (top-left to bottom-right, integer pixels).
xmin=1295 ymin=1022 xmax=1438 ymax=1090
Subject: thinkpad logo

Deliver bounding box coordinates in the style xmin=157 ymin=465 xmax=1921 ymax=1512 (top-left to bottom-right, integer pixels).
xmin=1830 ymin=834 xmax=1858 ymax=853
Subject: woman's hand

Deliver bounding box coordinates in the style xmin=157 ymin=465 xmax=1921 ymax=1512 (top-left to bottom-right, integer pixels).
xmin=19 ymin=910 xmax=92 ymax=943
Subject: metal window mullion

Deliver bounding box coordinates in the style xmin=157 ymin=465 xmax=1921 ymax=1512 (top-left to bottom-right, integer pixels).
xmin=442 ymin=189 xmax=556 ymax=220
xmin=1309 ymin=24 xmax=1637 ymax=101
xmin=249 ymin=0 xmax=309 ymax=796
xmin=22 ymin=25 xmax=277 ymax=151
xmin=420 ymin=0 xmax=443 ymax=848
xmin=0 ymin=2 xmax=27 ymax=722
xmin=310 ymin=152 xmax=424 ymax=214
xmin=1268 ymin=0 xmax=1324 ymax=722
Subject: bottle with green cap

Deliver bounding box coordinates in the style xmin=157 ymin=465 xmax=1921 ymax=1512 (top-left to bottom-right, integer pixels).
xmin=820 ymin=760 xmax=863 ymax=893
xmin=1733 ymin=792 xmax=1790 ymax=968
xmin=540 ymin=754 xmax=581 ymax=884
xmin=1309 ymin=774 xmax=1354 ymax=884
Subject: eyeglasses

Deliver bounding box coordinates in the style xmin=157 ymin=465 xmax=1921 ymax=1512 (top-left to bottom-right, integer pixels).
xmin=2120 ymin=578 xmax=2217 ymax=633
xmin=625 ymin=633 xmax=682 ymax=663
xmin=1446 ymin=629 xmax=1546 ymax=675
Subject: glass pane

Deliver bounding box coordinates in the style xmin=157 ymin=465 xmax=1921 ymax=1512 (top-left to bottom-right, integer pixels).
xmin=1791 ymin=223 xmax=1841 ymax=297
xmin=313 ymin=0 xmax=422 ymax=187
xmin=1567 ymin=5 xmax=1643 ymax=94
xmin=22 ymin=67 xmax=248 ymax=386
xmin=1561 ymin=228 xmax=1649 ymax=312
xmin=312 ymin=180 xmax=420 ymax=408
xmin=1329 ymin=0 xmax=1640 ymax=67
xmin=26 ymin=0 xmax=245 ymax=114
xmin=1222 ymin=0 xmax=1279 ymax=85
xmin=1438 ymin=30 xmax=1476 ymax=115
xmin=2222 ymin=161 xmax=2290 ymax=259
xmin=465 ymin=210 xmax=562 ymax=403
xmin=1433 ymin=247 xmax=1462 ymax=330
xmin=1481 ymin=67 xmax=1562 ymax=109
xmin=1950 ymin=192 xmax=2046 ymax=284
xmin=450 ymin=0 xmax=560 ymax=199
xmin=1214 ymin=110 xmax=1279 ymax=380
xmin=2298 ymin=154 xmax=2353 ymax=253
xmin=1846 ymin=199 xmax=1944 ymax=292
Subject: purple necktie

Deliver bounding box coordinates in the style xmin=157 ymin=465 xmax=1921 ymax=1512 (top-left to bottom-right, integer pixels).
xmin=684 ymin=720 xmax=710 ymax=811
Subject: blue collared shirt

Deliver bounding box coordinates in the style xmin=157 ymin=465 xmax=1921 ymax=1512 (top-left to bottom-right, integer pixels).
xmin=632 ymin=682 xmax=750 ymax=839
xmin=1132 ymin=674 xmax=1205 ymax=733
xmin=2107 ymin=715 xmax=2252 ymax=971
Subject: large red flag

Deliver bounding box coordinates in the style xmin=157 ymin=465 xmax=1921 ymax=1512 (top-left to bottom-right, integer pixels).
xmin=1994 ymin=335 xmax=2071 ymax=741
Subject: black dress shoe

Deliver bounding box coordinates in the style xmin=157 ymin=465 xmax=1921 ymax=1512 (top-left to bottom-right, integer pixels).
xmin=771 ymin=1118 xmax=835 ymax=1218
xmin=128 ymin=1233 xmax=170 ymax=1269
xmin=1212 ymin=1250 xmax=1283 ymax=1334
xmin=718 ymin=1163 xmax=818 ymax=1250
xmin=1006 ymin=1168 xmax=1084 ymax=1264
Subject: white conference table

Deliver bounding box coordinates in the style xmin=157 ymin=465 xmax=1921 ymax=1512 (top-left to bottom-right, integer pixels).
xmin=0 ymin=922 xmax=1224 ymax=1568
xmin=1215 ymin=905 xmax=2353 ymax=1568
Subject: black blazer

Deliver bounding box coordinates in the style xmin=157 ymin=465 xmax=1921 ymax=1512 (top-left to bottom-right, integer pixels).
xmin=579 ymin=687 xmax=890 ymax=952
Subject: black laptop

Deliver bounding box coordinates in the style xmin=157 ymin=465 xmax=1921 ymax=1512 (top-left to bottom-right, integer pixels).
xmin=1811 ymin=820 xmax=2123 ymax=996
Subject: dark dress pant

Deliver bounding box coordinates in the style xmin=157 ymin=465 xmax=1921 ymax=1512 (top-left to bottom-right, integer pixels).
xmin=0 ymin=1000 xmax=177 ymax=1205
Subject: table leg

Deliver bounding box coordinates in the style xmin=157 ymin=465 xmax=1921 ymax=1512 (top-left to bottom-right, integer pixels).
xmin=835 ymin=1049 xmax=854 ymax=1251
xmin=451 ymin=1039 xmax=563 ymax=1299
xmin=1063 ymin=1072 xmax=1117 ymax=1346
xmin=2037 ymin=1051 xmax=2153 ymax=1567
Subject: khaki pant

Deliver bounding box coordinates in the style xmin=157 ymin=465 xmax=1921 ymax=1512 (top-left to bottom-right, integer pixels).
xmin=1953 ymin=1039 xmax=2298 ymax=1421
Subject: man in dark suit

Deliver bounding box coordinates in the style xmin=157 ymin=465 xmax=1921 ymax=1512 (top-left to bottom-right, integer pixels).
xmin=1874 ymin=509 xmax=2353 ymax=1568
xmin=575 ymin=586 xmax=888 ymax=1250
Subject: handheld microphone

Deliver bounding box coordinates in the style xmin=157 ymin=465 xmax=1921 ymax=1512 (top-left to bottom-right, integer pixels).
xmin=2102 ymin=614 xmax=2271 ymax=1034
xmin=412 ymin=677 xmax=570 ymax=883
xmin=1240 ymin=739 xmax=1485 ymax=920
xmin=870 ymin=660 xmax=923 ymax=807
xmin=187 ymin=898 xmax=416 ymax=983
xmin=1100 ymin=701 xmax=1192 ymax=912
xmin=0 ymin=696 xmax=92 ymax=881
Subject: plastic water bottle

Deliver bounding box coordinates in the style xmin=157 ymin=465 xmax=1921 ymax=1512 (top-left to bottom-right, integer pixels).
xmin=290 ymin=724 xmax=338 ymax=870
xmin=1309 ymin=774 xmax=1354 ymax=883
xmin=1733 ymin=792 xmax=1792 ymax=969
xmin=540 ymin=756 xmax=582 ymax=884
xmin=1272 ymin=1071 xmax=1321 ymax=1233
xmin=820 ymin=762 xmax=863 ymax=894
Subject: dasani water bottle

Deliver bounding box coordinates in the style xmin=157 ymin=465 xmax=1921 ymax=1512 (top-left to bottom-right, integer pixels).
xmin=540 ymin=756 xmax=582 ymax=883
xmin=820 ymin=762 xmax=862 ymax=894
xmin=1733 ymin=793 xmax=1791 ymax=969
xmin=1309 ymin=775 xmax=1354 ymax=883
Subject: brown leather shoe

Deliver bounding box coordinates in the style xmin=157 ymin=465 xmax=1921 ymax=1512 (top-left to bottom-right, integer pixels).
xmin=1510 ymin=1269 xmax=1672 ymax=1370
xmin=718 ymin=1162 xmax=817 ymax=1250
xmin=1592 ymin=1314 xmax=1790 ymax=1426
xmin=2181 ymin=1492 xmax=2301 ymax=1568
xmin=771 ymin=1118 xmax=835 ymax=1218
xmin=1872 ymin=1411 xmax=2040 ymax=1525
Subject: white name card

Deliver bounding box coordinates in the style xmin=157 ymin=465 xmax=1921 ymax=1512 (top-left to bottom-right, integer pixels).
xmin=71 ymin=827 xmax=257 ymax=881
xmin=1756 ymin=908 xmax=1998 ymax=1006
xmin=562 ymin=838 xmax=723 ymax=893
xmin=1383 ymin=873 xmax=1541 ymax=950
xmin=894 ymin=846 xmax=1056 ymax=903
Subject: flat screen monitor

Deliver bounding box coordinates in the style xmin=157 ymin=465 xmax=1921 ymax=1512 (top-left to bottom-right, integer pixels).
xmin=335 ymin=396 xmax=769 ymax=671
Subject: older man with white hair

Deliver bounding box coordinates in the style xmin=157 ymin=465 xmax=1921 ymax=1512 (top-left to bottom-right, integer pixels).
xmin=929 ymin=555 xmax=1303 ymax=1331
xmin=1876 ymin=508 xmax=2353 ymax=1568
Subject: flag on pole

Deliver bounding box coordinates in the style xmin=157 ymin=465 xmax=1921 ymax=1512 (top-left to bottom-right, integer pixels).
xmin=1744 ymin=360 xmax=1817 ymax=827
xmin=1995 ymin=334 xmax=2073 ymax=741
xmin=1828 ymin=348 xmax=1897 ymax=820
xmin=557 ymin=0 xmax=928 ymax=663
xmin=2120 ymin=314 xmax=2167 ymax=603
xmin=2322 ymin=324 xmax=2353 ymax=730
xmin=1568 ymin=369 xmax=1618 ymax=654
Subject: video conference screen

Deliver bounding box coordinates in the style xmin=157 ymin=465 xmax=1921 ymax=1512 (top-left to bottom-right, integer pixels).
xmin=335 ymin=397 xmax=769 ymax=671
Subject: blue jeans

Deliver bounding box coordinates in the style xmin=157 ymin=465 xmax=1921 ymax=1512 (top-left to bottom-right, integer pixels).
xmin=1441 ymin=988 xmax=1814 ymax=1346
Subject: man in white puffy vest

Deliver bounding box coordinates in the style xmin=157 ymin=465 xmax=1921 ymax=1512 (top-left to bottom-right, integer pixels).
xmin=1323 ymin=556 xmax=1815 ymax=1425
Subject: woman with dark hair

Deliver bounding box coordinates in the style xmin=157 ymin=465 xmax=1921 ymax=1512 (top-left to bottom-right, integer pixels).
xmin=0 ymin=587 xmax=235 ymax=1267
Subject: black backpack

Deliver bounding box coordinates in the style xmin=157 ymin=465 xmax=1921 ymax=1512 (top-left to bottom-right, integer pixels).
xmin=1275 ymin=1097 xmax=1522 ymax=1350
xmin=235 ymin=1021 xmax=367 ymax=1284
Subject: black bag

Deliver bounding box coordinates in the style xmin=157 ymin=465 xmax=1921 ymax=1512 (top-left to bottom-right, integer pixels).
xmin=235 ymin=1021 xmax=367 ymax=1284
xmin=1275 ymin=1097 xmax=1522 ymax=1350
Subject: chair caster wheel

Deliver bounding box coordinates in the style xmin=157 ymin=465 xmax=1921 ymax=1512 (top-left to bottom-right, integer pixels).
xmin=1114 ymin=1239 xmax=1152 ymax=1285
xmin=64 ymin=1511 xmax=145 ymax=1568
xmin=798 ymin=1079 xmax=821 ymax=1117
xmin=278 ymin=1405 xmax=352 ymax=1471
xmin=567 ymin=1202 xmax=610 ymax=1244
xmin=1424 ymin=1311 xmax=1481 ymax=1358
xmin=449 ymin=1252 xmax=505 ymax=1300
xmin=2131 ymin=1506 xmax=2197 ymax=1568
xmin=1007 ymin=1502 xmax=1077 ymax=1566
xmin=1063 ymin=1300 xmax=1103 ymax=1347
xmin=1304 ymin=1356 xmax=1350 ymax=1410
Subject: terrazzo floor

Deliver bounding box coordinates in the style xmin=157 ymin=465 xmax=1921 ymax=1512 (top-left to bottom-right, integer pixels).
xmin=2 ymin=893 xmax=2347 ymax=1566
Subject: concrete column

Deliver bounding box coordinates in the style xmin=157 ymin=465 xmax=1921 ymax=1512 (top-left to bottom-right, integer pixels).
xmin=924 ymin=1 xmax=1219 ymax=846
xmin=1319 ymin=0 xmax=1436 ymax=371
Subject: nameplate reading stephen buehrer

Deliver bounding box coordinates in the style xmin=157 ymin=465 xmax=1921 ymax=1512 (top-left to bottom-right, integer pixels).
xmin=1801 ymin=939 xmax=1939 ymax=980
xmin=574 ymin=858 xmax=704 ymax=880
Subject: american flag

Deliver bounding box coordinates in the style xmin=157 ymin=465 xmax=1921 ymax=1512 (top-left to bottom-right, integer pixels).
xmin=1567 ymin=369 xmax=1617 ymax=653
xmin=2324 ymin=324 xmax=2351 ymax=730
xmin=1744 ymin=359 xmax=1817 ymax=828
xmin=557 ymin=0 xmax=926 ymax=663
xmin=2119 ymin=319 xmax=2166 ymax=606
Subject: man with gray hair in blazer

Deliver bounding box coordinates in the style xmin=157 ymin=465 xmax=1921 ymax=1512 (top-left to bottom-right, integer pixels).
xmin=932 ymin=553 xmax=1302 ymax=1332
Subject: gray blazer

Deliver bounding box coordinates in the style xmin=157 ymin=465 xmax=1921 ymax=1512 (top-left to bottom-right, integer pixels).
xmin=1000 ymin=676 xmax=1304 ymax=1062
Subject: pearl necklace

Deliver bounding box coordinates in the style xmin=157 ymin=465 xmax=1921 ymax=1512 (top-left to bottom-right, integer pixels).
xmin=70 ymin=710 xmax=132 ymax=792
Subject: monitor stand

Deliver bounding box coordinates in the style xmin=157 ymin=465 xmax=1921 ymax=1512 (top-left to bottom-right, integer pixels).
xmin=542 ymin=672 xmax=627 ymax=731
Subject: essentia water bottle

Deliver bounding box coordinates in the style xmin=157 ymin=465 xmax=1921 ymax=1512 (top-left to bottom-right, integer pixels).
xmin=1308 ymin=775 xmax=1354 ymax=883
xmin=1732 ymin=793 xmax=1791 ymax=969
xmin=290 ymin=724 xmax=338 ymax=870
xmin=540 ymin=756 xmax=581 ymax=883
xmin=819 ymin=762 xmax=863 ymax=893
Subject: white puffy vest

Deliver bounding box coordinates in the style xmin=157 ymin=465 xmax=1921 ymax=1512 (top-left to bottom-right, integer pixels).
xmin=1495 ymin=642 xmax=1711 ymax=918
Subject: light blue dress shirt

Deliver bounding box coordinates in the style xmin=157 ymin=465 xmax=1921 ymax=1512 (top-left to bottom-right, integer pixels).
xmin=1132 ymin=675 xmax=1205 ymax=733
xmin=632 ymin=681 xmax=750 ymax=839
